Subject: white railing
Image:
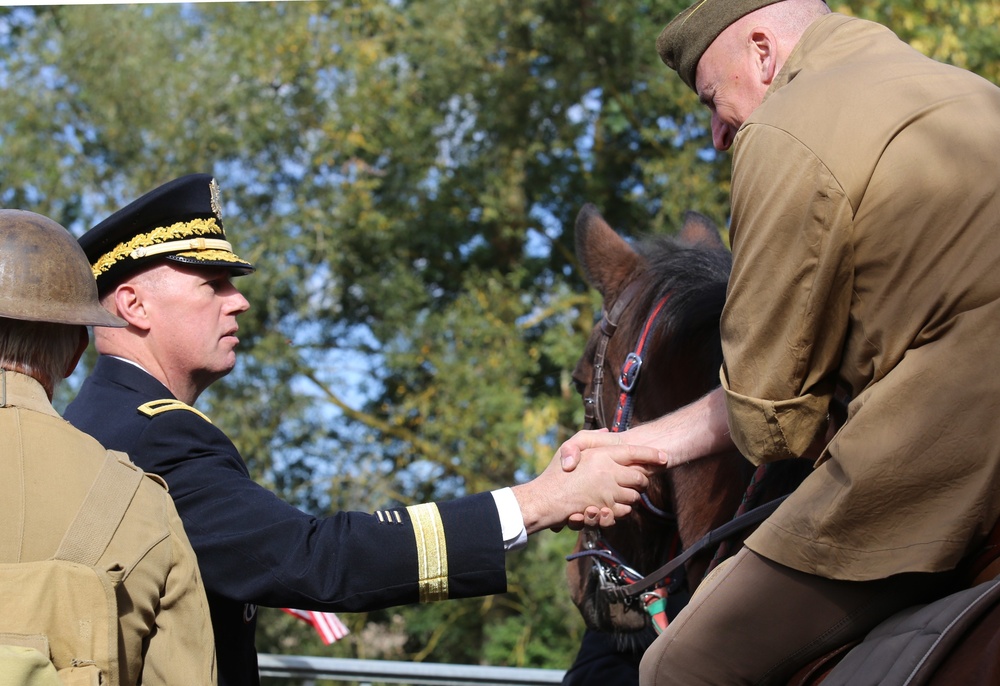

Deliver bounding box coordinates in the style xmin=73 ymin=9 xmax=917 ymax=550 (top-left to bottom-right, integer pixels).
xmin=258 ymin=654 xmax=566 ymax=685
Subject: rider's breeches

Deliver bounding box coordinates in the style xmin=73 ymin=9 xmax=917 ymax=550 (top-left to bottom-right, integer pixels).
xmin=638 ymin=547 xmax=947 ymax=686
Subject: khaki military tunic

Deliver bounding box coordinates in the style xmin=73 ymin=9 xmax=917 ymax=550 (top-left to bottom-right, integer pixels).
xmin=721 ymin=14 xmax=1000 ymax=580
xmin=0 ymin=371 xmax=216 ymax=684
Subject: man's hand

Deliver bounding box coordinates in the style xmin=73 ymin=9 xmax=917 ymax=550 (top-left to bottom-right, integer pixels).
xmin=556 ymin=429 xmax=667 ymax=529
xmin=511 ymin=436 xmax=666 ymax=535
xmin=559 ymin=389 xmax=735 ymax=473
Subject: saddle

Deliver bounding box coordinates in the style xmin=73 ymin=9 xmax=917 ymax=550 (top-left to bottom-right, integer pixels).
xmin=791 ymin=521 xmax=1000 ymax=686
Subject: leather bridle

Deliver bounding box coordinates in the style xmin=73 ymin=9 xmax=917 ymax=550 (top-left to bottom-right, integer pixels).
xmin=571 ymin=278 xmax=790 ymax=633
xmin=572 ymin=280 xmax=681 ymax=628
xmin=582 ymin=279 xmax=672 ymax=436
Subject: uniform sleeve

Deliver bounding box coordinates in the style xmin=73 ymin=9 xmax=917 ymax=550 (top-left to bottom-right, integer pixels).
xmin=142 ymin=493 xmax=217 ymax=685
xmin=722 ymin=124 xmax=855 ymax=464
xmin=131 ymin=410 xmax=507 ymax=611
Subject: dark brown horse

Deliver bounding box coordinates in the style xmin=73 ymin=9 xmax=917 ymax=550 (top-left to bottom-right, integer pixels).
xmin=563 ymin=204 xmax=1000 ymax=686
xmin=566 ymin=204 xmax=809 ymax=646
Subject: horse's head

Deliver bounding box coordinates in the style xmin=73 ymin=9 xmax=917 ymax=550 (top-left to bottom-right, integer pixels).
xmin=566 ymin=204 xmax=746 ymax=643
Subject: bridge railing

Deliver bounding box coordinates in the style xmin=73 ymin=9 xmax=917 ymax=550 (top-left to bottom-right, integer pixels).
xmin=258 ymin=653 xmax=567 ymax=686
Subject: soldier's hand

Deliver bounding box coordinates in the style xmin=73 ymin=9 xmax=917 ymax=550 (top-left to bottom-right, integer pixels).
xmin=511 ymin=442 xmax=663 ymax=534
xmin=558 ymin=428 xmax=665 ymax=476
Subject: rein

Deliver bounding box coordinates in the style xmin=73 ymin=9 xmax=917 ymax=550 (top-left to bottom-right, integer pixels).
xmin=605 ymin=493 xmax=790 ymax=603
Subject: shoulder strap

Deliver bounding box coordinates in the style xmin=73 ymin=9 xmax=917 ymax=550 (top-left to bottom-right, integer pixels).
xmin=53 ymin=451 xmax=144 ymax=567
xmin=137 ymin=399 xmax=212 ymax=424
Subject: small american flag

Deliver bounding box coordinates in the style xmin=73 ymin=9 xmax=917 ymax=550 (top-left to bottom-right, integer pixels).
xmin=282 ymin=608 xmax=350 ymax=645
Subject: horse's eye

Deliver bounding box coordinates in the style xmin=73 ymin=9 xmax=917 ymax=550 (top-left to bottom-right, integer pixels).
xmin=572 ymin=377 xmax=588 ymax=397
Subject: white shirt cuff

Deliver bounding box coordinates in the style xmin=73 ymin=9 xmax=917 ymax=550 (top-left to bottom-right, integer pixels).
xmin=491 ymin=487 xmax=528 ymax=551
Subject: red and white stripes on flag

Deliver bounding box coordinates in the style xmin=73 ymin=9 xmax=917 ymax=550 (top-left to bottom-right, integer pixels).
xmin=282 ymin=608 xmax=350 ymax=644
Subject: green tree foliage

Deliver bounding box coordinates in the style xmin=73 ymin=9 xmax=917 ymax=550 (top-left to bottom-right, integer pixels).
xmin=1 ymin=0 xmax=996 ymax=672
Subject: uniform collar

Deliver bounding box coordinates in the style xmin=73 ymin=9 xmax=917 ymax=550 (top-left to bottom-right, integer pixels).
xmin=95 ymin=355 xmax=175 ymax=399
xmin=0 ymin=369 xmax=59 ymax=417
xmin=764 ymin=14 xmax=854 ymax=99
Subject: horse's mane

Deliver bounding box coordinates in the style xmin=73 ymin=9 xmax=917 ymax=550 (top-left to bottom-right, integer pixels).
xmin=635 ymin=235 xmax=731 ymax=346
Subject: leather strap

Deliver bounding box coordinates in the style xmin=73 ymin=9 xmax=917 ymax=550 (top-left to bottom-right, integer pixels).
xmin=608 ymin=494 xmax=790 ymax=602
xmin=584 ymin=278 xmax=648 ymax=430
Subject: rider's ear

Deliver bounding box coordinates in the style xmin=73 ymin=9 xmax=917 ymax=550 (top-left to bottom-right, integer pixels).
xmin=748 ymin=26 xmax=778 ymax=86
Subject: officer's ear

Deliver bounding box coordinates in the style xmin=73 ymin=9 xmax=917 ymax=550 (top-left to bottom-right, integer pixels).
xmin=112 ymin=283 xmax=152 ymax=332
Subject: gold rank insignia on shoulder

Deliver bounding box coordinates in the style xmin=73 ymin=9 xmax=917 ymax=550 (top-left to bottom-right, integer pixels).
xmin=375 ymin=509 xmax=404 ymax=524
xmin=138 ymin=399 xmax=213 ymax=424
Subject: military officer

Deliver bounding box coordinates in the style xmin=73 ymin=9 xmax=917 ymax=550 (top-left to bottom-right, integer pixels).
xmin=66 ymin=173 xmax=664 ymax=686
xmin=0 ymin=209 xmax=216 ymax=685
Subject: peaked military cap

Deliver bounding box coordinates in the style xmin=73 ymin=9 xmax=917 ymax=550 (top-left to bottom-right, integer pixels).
xmin=80 ymin=173 xmax=255 ymax=294
xmin=656 ymin=0 xmax=788 ymax=92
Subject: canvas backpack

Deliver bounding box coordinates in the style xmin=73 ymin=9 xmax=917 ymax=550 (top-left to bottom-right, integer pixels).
xmin=0 ymin=451 xmax=144 ymax=686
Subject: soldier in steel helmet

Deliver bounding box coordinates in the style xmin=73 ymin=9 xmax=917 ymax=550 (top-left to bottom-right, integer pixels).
xmin=0 ymin=210 xmax=216 ymax=684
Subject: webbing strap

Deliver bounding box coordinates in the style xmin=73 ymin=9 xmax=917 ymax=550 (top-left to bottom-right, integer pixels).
xmin=54 ymin=451 xmax=144 ymax=566
xmin=643 ymin=587 xmax=670 ymax=635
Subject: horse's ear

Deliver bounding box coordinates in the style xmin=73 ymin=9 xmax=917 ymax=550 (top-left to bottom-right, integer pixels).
xmin=574 ymin=204 xmax=642 ymax=298
xmin=678 ymin=211 xmax=725 ymax=249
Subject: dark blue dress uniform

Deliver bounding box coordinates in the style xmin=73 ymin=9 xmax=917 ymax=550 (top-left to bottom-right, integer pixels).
xmin=66 ymin=357 xmax=507 ymax=686
xmin=66 ymin=174 xmax=508 ymax=686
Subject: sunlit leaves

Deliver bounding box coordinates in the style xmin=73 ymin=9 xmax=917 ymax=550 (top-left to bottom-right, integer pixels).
xmin=2 ymin=0 xmax=995 ymax=670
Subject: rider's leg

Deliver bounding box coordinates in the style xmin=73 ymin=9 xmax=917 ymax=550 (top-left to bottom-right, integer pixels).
xmin=638 ymin=546 xmax=946 ymax=686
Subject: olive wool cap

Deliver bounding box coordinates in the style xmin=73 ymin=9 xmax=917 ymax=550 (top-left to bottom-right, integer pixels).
xmin=656 ymin=0 xmax=787 ymax=91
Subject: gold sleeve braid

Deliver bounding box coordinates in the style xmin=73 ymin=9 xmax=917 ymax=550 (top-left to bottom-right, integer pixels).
xmin=405 ymin=503 xmax=449 ymax=602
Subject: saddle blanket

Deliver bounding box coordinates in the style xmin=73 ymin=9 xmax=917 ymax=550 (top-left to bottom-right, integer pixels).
xmin=822 ymin=577 xmax=1000 ymax=685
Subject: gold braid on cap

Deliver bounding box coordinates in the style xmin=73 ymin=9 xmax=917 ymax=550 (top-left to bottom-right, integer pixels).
xmin=91 ymin=217 xmax=224 ymax=278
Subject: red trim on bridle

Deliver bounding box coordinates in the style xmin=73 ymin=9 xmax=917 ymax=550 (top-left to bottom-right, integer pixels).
xmin=582 ymin=279 xmax=646 ymax=433
xmin=610 ymin=293 xmax=671 ymax=433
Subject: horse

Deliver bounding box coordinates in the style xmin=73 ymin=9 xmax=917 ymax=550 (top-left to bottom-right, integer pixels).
xmin=563 ymin=204 xmax=809 ymax=662
xmin=562 ymin=204 xmax=1000 ymax=686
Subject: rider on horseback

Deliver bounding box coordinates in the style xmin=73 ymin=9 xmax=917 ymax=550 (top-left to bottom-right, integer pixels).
xmin=563 ymin=0 xmax=1000 ymax=683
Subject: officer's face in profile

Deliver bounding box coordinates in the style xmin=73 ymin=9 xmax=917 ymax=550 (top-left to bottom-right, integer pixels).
xmin=138 ymin=263 xmax=250 ymax=388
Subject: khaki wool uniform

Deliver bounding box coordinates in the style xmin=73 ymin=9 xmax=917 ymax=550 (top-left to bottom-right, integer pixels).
xmin=722 ymin=13 xmax=1000 ymax=580
xmin=0 ymin=372 xmax=216 ymax=685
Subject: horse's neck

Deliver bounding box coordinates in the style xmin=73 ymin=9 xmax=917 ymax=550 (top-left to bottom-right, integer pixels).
xmin=669 ymin=449 xmax=751 ymax=544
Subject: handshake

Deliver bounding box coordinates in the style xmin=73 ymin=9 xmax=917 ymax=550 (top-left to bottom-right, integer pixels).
xmin=511 ymin=428 xmax=668 ymax=534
